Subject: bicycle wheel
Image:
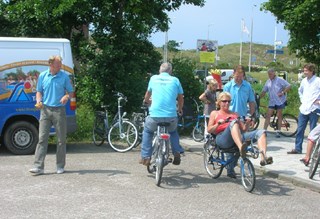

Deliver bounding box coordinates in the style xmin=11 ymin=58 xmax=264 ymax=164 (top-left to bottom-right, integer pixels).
xmin=92 ymin=112 xmax=106 ymax=146
xmin=309 ymin=140 xmax=320 ymax=179
xmin=155 ymin=139 xmax=165 ymax=186
xmin=240 ymin=158 xmax=256 ymax=192
xmin=132 ymin=113 xmax=144 ymax=147
xmin=192 ymin=121 xmax=205 ymax=142
xmin=126 ymin=124 xmax=140 ymax=148
xmin=177 ymin=116 xmax=184 ymax=133
xmin=147 ymin=135 xmax=158 ymax=174
xmin=278 ymin=114 xmax=298 ymax=137
xmin=203 ymin=140 xmax=223 ymax=179
xmin=108 ymin=120 xmax=138 ymax=152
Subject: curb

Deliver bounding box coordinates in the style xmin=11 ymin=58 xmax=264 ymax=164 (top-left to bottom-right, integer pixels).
xmin=254 ymin=167 xmax=320 ymax=193
xmin=181 ymin=140 xmax=320 ymax=193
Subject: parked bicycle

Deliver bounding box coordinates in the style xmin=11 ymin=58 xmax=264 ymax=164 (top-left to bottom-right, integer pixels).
xmin=131 ymin=103 xmax=149 ymax=147
xmin=146 ymin=122 xmax=171 ymax=186
xmin=203 ymin=117 xmax=260 ymax=192
xmin=92 ymin=92 xmax=138 ymax=152
xmin=250 ymin=104 xmax=298 ymax=137
xmin=178 ymin=98 xmax=207 ymax=142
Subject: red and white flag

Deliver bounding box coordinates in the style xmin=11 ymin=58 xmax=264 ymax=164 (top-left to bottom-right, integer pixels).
xmin=241 ymin=19 xmax=250 ymax=36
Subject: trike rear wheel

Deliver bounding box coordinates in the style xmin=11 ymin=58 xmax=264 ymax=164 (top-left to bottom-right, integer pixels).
xmin=203 ymin=141 xmax=223 ymax=179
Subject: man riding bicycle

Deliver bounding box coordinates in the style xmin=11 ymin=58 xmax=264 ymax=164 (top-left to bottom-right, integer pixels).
xmin=139 ymin=62 xmax=184 ymax=166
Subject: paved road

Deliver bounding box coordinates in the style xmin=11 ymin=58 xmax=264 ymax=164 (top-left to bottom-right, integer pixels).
xmin=0 ymin=141 xmax=319 ymax=218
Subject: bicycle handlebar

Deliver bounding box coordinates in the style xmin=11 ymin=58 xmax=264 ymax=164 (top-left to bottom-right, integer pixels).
xmin=113 ymin=91 xmax=127 ymax=102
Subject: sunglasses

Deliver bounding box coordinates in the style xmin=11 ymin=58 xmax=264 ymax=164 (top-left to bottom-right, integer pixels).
xmin=221 ymin=100 xmax=231 ymax=103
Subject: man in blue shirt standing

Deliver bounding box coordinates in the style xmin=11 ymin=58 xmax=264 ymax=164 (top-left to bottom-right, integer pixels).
xmin=223 ymin=65 xmax=256 ymax=178
xmin=29 ymin=55 xmax=74 ymax=175
xmin=260 ymin=68 xmax=291 ymax=138
xmin=140 ymin=62 xmax=184 ymax=166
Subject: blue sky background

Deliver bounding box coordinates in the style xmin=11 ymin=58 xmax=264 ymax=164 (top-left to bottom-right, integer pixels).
xmin=149 ymin=0 xmax=289 ymax=50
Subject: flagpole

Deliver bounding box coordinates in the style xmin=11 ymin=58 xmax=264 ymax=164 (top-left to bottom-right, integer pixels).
xmin=248 ymin=5 xmax=256 ymax=72
xmin=240 ymin=20 xmax=243 ymax=65
xmin=273 ymin=26 xmax=277 ymax=62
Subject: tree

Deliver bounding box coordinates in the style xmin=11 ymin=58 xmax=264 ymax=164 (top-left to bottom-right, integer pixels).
xmin=0 ymin=0 xmax=205 ymax=111
xmin=262 ymin=0 xmax=320 ymax=68
xmin=167 ymin=40 xmax=181 ymax=52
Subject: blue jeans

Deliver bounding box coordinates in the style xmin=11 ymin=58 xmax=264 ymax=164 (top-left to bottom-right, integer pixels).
xmin=141 ymin=116 xmax=184 ymax=159
xmin=217 ymin=121 xmax=266 ymax=174
xmin=294 ymin=111 xmax=319 ymax=153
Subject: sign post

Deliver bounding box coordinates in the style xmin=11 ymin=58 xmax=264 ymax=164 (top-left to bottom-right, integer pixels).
xmin=197 ymin=39 xmax=218 ymax=89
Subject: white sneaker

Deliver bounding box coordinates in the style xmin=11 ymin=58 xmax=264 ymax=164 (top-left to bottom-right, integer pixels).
xmin=29 ymin=167 xmax=44 ymax=175
xmin=57 ymin=168 xmax=64 ymax=174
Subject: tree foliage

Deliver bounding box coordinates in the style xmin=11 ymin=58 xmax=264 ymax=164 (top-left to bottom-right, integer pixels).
xmin=0 ymin=0 xmax=205 ymax=112
xmin=262 ymin=0 xmax=320 ymax=66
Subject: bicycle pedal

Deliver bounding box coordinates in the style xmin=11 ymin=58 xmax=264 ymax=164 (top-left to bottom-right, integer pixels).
xmin=167 ymin=158 xmax=173 ymax=163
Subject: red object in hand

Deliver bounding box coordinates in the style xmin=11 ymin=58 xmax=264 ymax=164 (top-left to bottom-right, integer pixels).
xmin=212 ymin=73 xmax=222 ymax=89
xmin=70 ymin=93 xmax=77 ymax=111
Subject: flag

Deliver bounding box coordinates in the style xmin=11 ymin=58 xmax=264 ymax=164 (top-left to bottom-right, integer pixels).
xmin=241 ymin=19 xmax=250 ymax=35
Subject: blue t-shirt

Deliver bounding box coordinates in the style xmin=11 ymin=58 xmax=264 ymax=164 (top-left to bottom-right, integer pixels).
xmin=223 ymin=79 xmax=255 ymax=117
xmin=148 ymin=73 xmax=184 ymax=117
xmin=262 ymin=76 xmax=290 ymax=106
xmin=37 ymin=69 xmax=74 ymax=107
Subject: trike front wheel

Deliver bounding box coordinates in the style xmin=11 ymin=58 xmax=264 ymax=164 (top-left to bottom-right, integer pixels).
xmin=240 ymin=158 xmax=256 ymax=192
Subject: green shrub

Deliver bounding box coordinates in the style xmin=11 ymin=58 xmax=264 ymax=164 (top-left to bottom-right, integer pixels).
xmin=67 ymin=104 xmax=95 ymax=142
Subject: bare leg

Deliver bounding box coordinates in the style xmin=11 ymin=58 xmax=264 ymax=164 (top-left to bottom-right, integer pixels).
xmin=257 ymin=132 xmax=269 ymax=162
xmin=304 ymin=140 xmax=315 ymax=161
xmin=230 ymin=122 xmax=244 ymax=150
xmin=276 ymin=109 xmax=283 ymax=131
xmin=263 ymin=108 xmax=273 ymax=130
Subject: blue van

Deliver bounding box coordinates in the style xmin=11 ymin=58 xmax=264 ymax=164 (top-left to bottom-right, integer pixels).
xmin=0 ymin=37 xmax=77 ymax=154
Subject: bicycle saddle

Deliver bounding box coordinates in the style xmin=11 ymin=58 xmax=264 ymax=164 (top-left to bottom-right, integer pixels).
xmin=157 ymin=122 xmax=170 ymax=127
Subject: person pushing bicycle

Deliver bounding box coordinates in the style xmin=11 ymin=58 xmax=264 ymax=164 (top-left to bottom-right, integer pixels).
xmin=260 ymin=68 xmax=291 ymax=138
xmin=139 ymin=62 xmax=184 ymax=166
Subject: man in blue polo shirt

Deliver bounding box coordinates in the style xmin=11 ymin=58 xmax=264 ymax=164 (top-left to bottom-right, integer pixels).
xmin=223 ymin=65 xmax=256 ymax=178
xmin=29 ymin=55 xmax=74 ymax=175
xmin=140 ymin=62 xmax=184 ymax=166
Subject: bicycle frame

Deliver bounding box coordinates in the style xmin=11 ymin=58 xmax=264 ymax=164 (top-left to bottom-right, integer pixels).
xmin=147 ymin=122 xmax=171 ymax=186
xmin=115 ymin=93 xmax=127 ymax=136
xmin=93 ymin=92 xmax=138 ymax=152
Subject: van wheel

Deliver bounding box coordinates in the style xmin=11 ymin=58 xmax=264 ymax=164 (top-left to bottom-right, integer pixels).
xmin=3 ymin=121 xmax=38 ymax=155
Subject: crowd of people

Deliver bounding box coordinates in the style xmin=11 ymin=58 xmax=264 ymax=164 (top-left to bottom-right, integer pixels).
xmin=29 ymin=59 xmax=320 ymax=180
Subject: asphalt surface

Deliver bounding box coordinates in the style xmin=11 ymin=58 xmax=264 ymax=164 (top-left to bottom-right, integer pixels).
xmin=1 ymin=134 xmax=320 ymax=218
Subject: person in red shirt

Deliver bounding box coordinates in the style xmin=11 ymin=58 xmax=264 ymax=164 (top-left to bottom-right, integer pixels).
xmin=207 ymin=92 xmax=273 ymax=178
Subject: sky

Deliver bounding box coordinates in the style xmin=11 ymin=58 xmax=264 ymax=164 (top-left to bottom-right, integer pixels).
xmin=149 ymin=0 xmax=290 ymax=50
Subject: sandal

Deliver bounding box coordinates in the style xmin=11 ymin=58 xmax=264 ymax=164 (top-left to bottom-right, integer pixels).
xmin=260 ymin=156 xmax=273 ymax=166
xmin=300 ymin=158 xmax=309 ymax=167
xmin=240 ymin=141 xmax=250 ymax=158
xmin=266 ymin=156 xmax=273 ymax=164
